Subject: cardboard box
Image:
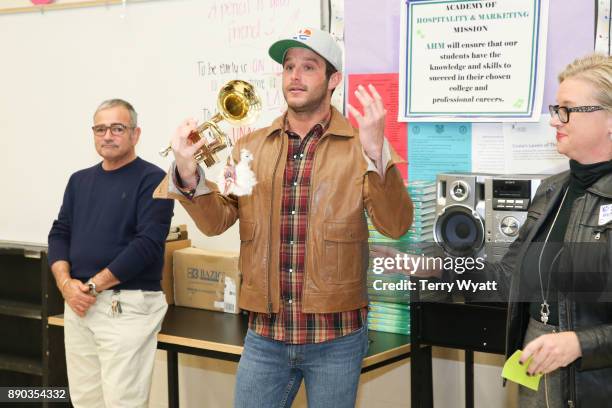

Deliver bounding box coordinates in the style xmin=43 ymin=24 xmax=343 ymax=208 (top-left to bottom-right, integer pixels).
xmin=161 ymin=239 xmax=192 ymax=304
xmin=173 ymin=247 xmax=241 ymax=314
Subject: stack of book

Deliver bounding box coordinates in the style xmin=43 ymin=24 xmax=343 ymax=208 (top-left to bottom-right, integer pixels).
xmin=366 ymin=244 xmax=411 ymax=335
xmin=367 ymin=301 xmax=410 ymax=336
xmin=367 ymin=180 xmax=437 ymax=251
xmin=366 ymin=180 xmax=438 ymax=336
xmin=404 ymin=180 xmax=436 ymax=254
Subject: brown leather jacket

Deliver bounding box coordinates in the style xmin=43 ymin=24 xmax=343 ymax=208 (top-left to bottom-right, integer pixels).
xmin=154 ymin=107 xmax=413 ymax=313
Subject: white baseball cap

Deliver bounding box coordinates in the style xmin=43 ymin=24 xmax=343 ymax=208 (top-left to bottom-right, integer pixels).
xmin=268 ymin=28 xmax=343 ymax=72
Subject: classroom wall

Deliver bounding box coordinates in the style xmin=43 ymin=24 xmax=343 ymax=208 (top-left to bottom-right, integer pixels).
xmin=0 ymin=0 xmax=322 ymax=253
xmin=345 ymin=0 xmax=595 ymax=108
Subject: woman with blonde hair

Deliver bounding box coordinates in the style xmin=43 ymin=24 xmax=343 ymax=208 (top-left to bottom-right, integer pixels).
xmin=420 ymin=53 xmax=612 ymax=407
xmin=506 ymin=52 xmax=612 ymax=408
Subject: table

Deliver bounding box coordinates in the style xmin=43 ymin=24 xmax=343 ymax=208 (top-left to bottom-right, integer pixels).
xmin=50 ymin=305 xmax=411 ymax=407
xmin=409 ymin=301 xmax=507 ymax=408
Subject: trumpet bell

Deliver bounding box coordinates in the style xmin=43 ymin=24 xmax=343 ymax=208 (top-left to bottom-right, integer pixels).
xmin=218 ymin=80 xmax=261 ymax=125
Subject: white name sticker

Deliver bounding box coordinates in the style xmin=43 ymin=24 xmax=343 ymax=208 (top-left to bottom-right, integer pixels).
xmin=599 ymin=204 xmax=612 ymax=225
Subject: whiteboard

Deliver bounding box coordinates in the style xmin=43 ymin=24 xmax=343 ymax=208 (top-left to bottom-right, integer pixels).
xmin=0 ymin=0 xmax=322 ymax=250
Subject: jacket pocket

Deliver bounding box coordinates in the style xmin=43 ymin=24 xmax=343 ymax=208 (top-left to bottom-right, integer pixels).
xmin=579 ymin=220 xmax=611 ymax=242
xmin=323 ymin=221 xmax=369 ymax=284
xmin=239 ymin=221 xmax=256 ymax=287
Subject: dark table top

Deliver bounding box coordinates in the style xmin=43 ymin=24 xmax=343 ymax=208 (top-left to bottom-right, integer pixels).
xmin=50 ymin=305 xmax=411 ymax=368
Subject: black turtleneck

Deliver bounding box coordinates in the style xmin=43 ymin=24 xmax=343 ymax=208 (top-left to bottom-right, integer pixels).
xmin=568 ymin=159 xmax=612 ymax=190
xmin=524 ymin=159 xmax=612 ymax=326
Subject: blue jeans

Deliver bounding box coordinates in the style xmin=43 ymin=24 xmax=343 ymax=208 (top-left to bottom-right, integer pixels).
xmin=234 ymin=325 xmax=369 ymax=408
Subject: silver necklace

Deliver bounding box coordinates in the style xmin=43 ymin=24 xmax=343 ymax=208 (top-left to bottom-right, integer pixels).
xmin=537 ymin=188 xmax=568 ymax=325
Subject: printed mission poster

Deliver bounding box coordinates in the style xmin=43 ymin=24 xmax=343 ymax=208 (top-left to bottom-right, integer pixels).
xmin=399 ymin=0 xmax=549 ymax=122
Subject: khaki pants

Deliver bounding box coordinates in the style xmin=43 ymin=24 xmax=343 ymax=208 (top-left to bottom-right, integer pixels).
xmin=64 ymin=290 xmax=167 ymax=408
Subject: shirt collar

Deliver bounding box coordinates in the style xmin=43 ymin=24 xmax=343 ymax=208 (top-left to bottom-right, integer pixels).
xmin=266 ymin=106 xmax=355 ymax=139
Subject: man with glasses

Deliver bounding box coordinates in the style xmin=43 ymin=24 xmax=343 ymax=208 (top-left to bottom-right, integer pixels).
xmin=48 ymin=99 xmax=174 ymax=408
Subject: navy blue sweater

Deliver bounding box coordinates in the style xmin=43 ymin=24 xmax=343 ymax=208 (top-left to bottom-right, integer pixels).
xmin=48 ymin=157 xmax=174 ymax=291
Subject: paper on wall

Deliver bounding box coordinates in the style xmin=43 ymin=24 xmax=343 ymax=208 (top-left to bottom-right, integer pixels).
xmin=503 ymin=114 xmax=569 ymax=174
xmin=595 ymin=0 xmax=611 ymax=55
xmin=408 ymin=122 xmax=471 ymax=181
xmin=471 ymin=123 xmax=506 ymax=173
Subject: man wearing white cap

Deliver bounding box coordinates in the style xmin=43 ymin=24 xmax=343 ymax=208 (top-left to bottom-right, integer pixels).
xmin=156 ymin=28 xmax=413 ymax=407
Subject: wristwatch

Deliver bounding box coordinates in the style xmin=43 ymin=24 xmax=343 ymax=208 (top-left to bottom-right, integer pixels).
xmin=86 ymin=278 xmax=100 ymax=296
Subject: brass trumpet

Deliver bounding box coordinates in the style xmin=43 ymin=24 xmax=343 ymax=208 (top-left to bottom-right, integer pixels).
xmin=159 ymin=80 xmax=261 ymax=167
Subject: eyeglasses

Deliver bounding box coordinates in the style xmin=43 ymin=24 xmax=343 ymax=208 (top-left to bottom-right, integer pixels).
xmin=548 ymin=105 xmax=604 ymax=124
xmin=92 ymin=123 xmax=134 ymax=137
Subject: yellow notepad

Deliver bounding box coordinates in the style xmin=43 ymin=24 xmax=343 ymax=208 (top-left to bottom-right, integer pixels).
xmin=501 ymin=350 xmax=543 ymax=391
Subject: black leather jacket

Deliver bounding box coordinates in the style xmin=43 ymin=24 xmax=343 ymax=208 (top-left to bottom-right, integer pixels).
xmin=474 ymin=171 xmax=612 ymax=408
